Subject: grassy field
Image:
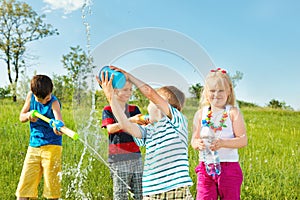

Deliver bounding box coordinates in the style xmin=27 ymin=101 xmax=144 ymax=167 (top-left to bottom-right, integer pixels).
xmin=0 ymin=98 xmax=299 ymax=199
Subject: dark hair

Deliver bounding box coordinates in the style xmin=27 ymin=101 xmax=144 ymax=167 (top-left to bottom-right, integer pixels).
xmin=157 ymin=86 xmax=185 ymax=111
xmin=30 ymin=75 xmax=53 ymax=99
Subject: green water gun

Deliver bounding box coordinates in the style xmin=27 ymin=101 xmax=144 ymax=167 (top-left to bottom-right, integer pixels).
xmin=31 ymin=110 xmax=79 ymax=140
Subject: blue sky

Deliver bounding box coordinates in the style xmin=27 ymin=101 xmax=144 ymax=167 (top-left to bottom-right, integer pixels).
xmin=1 ymin=0 xmax=300 ymax=110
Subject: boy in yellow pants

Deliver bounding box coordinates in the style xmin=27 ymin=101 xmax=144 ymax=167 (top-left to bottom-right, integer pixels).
xmin=16 ymin=75 xmax=63 ymax=200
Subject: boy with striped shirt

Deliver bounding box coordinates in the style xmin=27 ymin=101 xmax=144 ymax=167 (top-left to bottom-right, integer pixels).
xmin=97 ymin=66 xmax=193 ymax=199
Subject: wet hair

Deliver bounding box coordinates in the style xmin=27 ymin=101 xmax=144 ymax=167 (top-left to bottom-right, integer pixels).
xmin=30 ymin=75 xmax=53 ymax=99
xmin=199 ymin=69 xmax=236 ymax=108
xmin=157 ymin=86 xmax=185 ymax=111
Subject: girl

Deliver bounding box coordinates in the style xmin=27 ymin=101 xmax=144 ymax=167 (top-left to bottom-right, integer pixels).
xmin=191 ymin=68 xmax=247 ymax=200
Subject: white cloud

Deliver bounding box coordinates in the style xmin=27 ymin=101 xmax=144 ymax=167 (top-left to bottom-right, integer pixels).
xmin=43 ymin=0 xmax=88 ymax=14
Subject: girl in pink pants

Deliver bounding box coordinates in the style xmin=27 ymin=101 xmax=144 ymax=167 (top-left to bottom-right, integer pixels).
xmin=191 ymin=68 xmax=247 ymax=200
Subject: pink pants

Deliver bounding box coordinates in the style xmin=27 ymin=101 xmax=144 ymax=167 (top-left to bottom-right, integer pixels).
xmin=195 ymin=162 xmax=243 ymax=200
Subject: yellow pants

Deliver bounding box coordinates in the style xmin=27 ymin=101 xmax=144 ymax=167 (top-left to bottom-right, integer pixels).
xmin=16 ymin=145 xmax=62 ymax=199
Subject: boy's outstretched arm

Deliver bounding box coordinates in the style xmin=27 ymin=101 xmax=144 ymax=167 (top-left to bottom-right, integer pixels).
xmin=111 ymin=66 xmax=171 ymax=119
xmin=96 ymin=73 xmax=143 ymax=138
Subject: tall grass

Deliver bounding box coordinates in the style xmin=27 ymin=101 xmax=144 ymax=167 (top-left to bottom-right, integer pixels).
xmin=240 ymin=108 xmax=300 ymax=199
xmin=0 ymin=99 xmax=299 ymax=199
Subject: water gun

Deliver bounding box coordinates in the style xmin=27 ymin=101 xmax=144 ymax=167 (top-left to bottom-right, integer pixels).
xmin=139 ymin=114 xmax=150 ymax=121
xmin=31 ymin=110 xmax=79 ymax=140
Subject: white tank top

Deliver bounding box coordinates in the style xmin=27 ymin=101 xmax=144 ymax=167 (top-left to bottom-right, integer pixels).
xmin=199 ymin=105 xmax=239 ymax=162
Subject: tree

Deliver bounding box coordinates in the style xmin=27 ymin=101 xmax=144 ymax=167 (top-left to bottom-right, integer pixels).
xmin=61 ymin=45 xmax=95 ymax=105
xmin=52 ymin=74 xmax=73 ymax=104
xmin=62 ymin=46 xmax=93 ymax=83
xmin=189 ymin=83 xmax=203 ymax=99
xmin=267 ymin=99 xmax=293 ymax=110
xmin=0 ymin=0 xmax=59 ymax=101
xmin=230 ymin=70 xmax=243 ymax=88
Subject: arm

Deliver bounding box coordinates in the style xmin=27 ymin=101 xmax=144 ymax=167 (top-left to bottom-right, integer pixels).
xmin=106 ymin=114 xmax=145 ymax=134
xmin=106 ymin=123 xmax=121 ymax=134
xmin=52 ymin=100 xmax=63 ymax=121
xmin=211 ymin=107 xmax=248 ymax=150
xmin=19 ymin=92 xmax=37 ymax=123
xmin=111 ymin=66 xmax=171 ymax=119
xmin=52 ymin=99 xmax=63 ymax=135
xmin=191 ymin=109 xmax=206 ymax=150
xmin=96 ymin=73 xmax=143 ymax=138
xmin=109 ymin=96 xmax=143 ymax=138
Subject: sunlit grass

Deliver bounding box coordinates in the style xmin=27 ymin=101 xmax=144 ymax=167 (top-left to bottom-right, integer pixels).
xmin=0 ymin=99 xmax=299 ymax=199
xmin=240 ymin=108 xmax=300 ymax=199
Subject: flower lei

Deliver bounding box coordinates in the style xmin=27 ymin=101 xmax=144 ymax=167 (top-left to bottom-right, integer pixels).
xmin=202 ymin=107 xmax=228 ymax=132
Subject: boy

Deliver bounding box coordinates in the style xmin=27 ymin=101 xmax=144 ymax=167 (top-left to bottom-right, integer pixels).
xmin=16 ymin=75 xmax=63 ymax=200
xmin=97 ymin=67 xmax=193 ymax=199
xmin=101 ymin=80 xmax=145 ymax=200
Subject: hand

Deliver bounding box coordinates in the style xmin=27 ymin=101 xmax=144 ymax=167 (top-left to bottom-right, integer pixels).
xmin=27 ymin=111 xmax=38 ymax=122
xmin=109 ymin=66 xmax=133 ymax=82
xmin=210 ymin=138 xmax=223 ymax=151
xmin=49 ymin=119 xmax=64 ymax=136
xmin=109 ymin=66 xmax=128 ymax=76
xmin=130 ymin=114 xmax=150 ymax=125
xmin=96 ymin=70 xmax=115 ymax=102
xmin=191 ymin=138 xmax=206 ymax=151
xmin=53 ymin=127 xmax=63 ymax=136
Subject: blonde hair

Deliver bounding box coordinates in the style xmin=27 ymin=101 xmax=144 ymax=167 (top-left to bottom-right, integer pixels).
xmin=199 ymin=69 xmax=236 ymax=108
xmin=157 ymin=86 xmax=185 ymax=111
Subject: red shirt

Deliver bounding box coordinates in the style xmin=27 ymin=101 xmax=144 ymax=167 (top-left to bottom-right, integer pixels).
xmin=102 ymin=104 xmax=141 ymax=163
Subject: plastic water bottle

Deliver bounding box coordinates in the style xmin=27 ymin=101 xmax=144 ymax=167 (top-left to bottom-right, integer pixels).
xmin=201 ymin=128 xmax=221 ymax=176
xmin=99 ymin=66 xmax=126 ymax=89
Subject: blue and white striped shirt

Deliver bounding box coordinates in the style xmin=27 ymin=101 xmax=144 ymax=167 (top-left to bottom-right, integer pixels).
xmin=134 ymin=105 xmax=193 ymax=196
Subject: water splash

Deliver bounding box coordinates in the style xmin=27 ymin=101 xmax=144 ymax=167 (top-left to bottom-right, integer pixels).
xmin=65 ymin=0 xmax=133 ymax=198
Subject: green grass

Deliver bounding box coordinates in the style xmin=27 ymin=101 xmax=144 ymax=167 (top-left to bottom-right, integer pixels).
xmin=0 ymin=99 xmax=299 ymax=199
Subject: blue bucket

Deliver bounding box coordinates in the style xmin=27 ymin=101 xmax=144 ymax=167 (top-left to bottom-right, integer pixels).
xmin=99 ymin=66 xmax=126 ymax=89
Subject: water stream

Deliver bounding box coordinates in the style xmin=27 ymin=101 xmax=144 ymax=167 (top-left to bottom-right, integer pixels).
xmin=64 ymin=1 xmax=133 ymax=199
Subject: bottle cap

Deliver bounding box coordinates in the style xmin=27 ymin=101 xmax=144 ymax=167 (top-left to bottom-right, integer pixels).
xmin=99 ymin=66 xmax=126 ymax=89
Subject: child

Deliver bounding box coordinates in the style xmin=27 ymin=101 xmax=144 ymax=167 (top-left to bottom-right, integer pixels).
xmin=97 ymin=66 xmax=193 ymax=199
xmin=16 ymin=75 xmax=63 ymax=200
xmin=191 ymin=68 xmax=247 ymax=200
xmin=101 ymin=79 xmax=145 ymax=200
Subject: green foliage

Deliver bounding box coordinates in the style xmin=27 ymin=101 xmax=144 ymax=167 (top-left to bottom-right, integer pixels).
xmin=188 ymin=83 xmax=203 ymax=99
xmin=59 ymin=45 xmax=96 ymax=108
xmin=95 ymin=89 xmax=108 ymax=109
xmin=131 ymin=87 xmax=149 ymax=113
xmin=229 ymin=70 xmax=243 ymax=88
xmin=52 ymin=74 xmax=74 ymax=105
xmin=267 ymin=98 xmax=293 ymax=110
xmin=61 ymin=45 xmax=94 ymax=83
xmin=1 ymin=99 xmax=299 ymax=199
xmin=237 ymin=100 xmax=259 ymax=108
xmin=0 ymin=85 xmax=11 ymax=98
xmin=0 ymin=0 xmax=59 ymax=101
